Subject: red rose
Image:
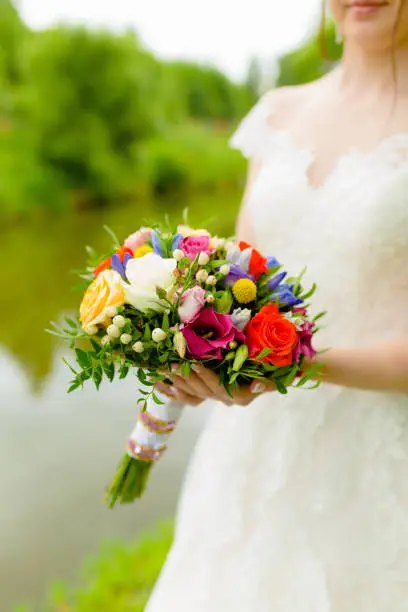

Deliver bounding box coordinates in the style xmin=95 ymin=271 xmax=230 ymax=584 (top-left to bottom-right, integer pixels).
xmin=238 ymin=241 xmax=268 ymax=280
xmin=246 ymin=303 xmax=298 ymax=367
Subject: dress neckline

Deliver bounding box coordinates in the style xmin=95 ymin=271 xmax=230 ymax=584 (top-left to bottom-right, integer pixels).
xmin=261 ymin=98 xmax=408 ymax=192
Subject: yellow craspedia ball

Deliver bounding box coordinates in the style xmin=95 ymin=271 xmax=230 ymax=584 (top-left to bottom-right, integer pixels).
xmin=134 ymin=245 xmax=153 ymax=258
xmin=232 ymin=279 xmax=257 ymax=304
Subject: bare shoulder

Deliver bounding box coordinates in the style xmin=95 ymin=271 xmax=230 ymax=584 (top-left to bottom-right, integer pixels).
xmin=261 ymin=75 xmax=333 ymax=129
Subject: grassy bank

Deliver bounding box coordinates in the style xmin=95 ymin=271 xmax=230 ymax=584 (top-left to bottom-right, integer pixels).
xmin=15 ymin=523 xmax=173 ymax=612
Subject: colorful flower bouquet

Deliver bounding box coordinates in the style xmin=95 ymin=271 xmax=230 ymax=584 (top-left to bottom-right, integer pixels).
xmin=50 ymin=223 xmax=324 ymax=508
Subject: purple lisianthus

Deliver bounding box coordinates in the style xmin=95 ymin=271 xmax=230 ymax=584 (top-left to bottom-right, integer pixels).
xmin=293 ymin=320 xmax=316 ymax=363
xmin=182 ymin=307 xmax=245 ymax=360
xmin=224 ymin=264 xmax=255 ymax=286
xmin=272 ymin=283 xmax=304 ymax=308
xmin=111 ymin=252 xmax=133 ymax=280
xmin=267 ymin=271 xmax=287 ymax=292
xmin=180 ymin=235 xmax=213 ymax=261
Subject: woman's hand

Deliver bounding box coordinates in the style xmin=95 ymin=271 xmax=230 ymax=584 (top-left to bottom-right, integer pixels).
xmin=156 ymin=364 xmax=275 ymax=407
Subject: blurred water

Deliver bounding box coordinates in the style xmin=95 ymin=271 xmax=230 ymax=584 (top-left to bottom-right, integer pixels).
xmin=0 ymin=196 xmax=238 ymax=611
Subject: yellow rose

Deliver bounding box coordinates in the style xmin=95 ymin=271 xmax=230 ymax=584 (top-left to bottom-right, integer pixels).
xmin=80 ymin=270 xmax=125 ymax=330
xmin=177 ymin=224 xmax=210 ymax=238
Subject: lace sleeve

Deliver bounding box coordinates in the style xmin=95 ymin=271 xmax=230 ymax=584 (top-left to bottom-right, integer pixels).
xmin=229 ymin=93 xmax=273 ymax=160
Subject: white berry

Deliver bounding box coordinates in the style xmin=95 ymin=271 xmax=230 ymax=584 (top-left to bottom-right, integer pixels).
xmin=152 ymin=328 xmax=167 ymax=343
xmin=220 ymin=264 xmax=231 ymax=275
xmin=132 ymin=341 xmax=145 ymax=353
xmin=107 ymin=324 xmax=121 ymax=339
xmin=173 ymin=249 xmax=184 ymax=262
xmin=85 ymin=325 xmax=98 ymax=336
xmin=198 ymin=252 xmax=210 ymax=266
xmin=196 ymin=269 xmax=209 ymax=283
xmin=206 ymin=275 xmax=217 ymax=286
xmin=120 ymin=333 xmax=132 ymax=345
xmin=113 ymin=315 xmax=126 ymax=329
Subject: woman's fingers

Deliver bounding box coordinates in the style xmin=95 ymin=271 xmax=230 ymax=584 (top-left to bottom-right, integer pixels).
xmin=156 ymin=382 xmax=202 ymax=406
xmin=190 ymin=364 xmax=234 ymax=403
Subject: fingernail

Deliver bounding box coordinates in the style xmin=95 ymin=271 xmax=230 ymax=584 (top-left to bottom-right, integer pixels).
xmin=251 ymin=382 xmax=265 ymax=395
xmin=171 ymin=364 xmax=180 ymax=373
xmin=192 ymin=365 xmax=201 ymax=373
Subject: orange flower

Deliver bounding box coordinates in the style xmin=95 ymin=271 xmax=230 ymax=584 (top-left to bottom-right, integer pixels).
xmin=80 ymin=270 xmax=125 ymax=330
xmin=246 ymin=303 xmax=298 ymax=367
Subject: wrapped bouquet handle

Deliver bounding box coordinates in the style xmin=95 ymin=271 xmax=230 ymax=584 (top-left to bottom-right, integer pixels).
xmin=105 ymin=392 xmax=184 ymax=507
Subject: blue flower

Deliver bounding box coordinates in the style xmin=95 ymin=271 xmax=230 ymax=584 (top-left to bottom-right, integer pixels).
xmin=151 ymin=230 xmax=164 ymax=257
xmin=272 ymin=283 xmax=304 ymax=308
xmin=267 ymin=271 xmax=287 ymax=292
xmin=171 ymin=233 xmax=183 ymax=252
xmin=111 ymin=252 xmax=132 ymax=280
xmin=266 ymin=256 xmax=280 ymax=269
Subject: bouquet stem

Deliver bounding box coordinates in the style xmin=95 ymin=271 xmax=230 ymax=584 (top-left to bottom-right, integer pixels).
xmin=105 ymin=455 xmax=153 ymax=508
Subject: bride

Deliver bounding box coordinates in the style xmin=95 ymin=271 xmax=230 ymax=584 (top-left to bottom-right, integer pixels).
xmin=148 ymin=1 xmax=408 ymax=610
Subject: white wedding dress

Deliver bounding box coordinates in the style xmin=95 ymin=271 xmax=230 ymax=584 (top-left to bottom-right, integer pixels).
xmin=146 ymin=94 xmax=408 ymax=611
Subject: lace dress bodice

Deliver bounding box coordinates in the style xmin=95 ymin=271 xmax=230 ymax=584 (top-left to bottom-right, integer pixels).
xmin=146 ymin=94 xmax=408 ymax=612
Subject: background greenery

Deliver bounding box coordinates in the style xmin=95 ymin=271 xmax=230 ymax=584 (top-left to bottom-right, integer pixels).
xmin=1 ymin=1 xmax=341 ymax=609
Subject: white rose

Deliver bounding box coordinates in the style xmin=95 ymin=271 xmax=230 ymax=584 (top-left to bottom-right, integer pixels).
xmin=231 ymin=308 xmax=252 ymax=331
xmin=122 ymin=252 xmax=177 ymax=313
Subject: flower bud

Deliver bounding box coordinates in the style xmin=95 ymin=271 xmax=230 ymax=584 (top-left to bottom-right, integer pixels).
xmin=106 ymin=306 xmax=119 ymax=318
xmin=120 ymin=333 xmax=132 ymax=345
xmin=107 ymin=324 xmax=121 ymax=339
xmin=229 ymin=341 xmax=238 ymax=350
xmin=206 ymin=294 xmax=215 ymax=304
xmin=113 ymin=315 xmax=126 ymax=329
xmin=152 ymin=328 xmax=167 ymax=343
xmin=173 ymin=331 xmax=187 ymax=359
xmin=101 ymin=335 xmax=110 ymax=346
xmin=173 ymin=249 xmax=184 ymax=262
xmin=173 ymin=268 xmax=182 ymax=278
xmin=220 ymin=264 xmax=231 ymax=276
xmin=198 ymin=252 xmax=210 ymax=266
xmin=85 ymin=325 xmax=98 ymax=336
xmin=132 ymin=341 xmax=145 ymax=353
xmin=206 ymin=275 xmax=217 ymax=286
xmin=196 ymin=269 xmax=209 ymax=283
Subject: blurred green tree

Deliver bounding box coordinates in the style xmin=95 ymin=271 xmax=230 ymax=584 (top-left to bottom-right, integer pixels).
xmin=277 ymin=23 xmax=342 ymax=87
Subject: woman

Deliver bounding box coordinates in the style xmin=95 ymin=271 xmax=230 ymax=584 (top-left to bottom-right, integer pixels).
xmin=148 ymin=1 xmax=408 ymax=609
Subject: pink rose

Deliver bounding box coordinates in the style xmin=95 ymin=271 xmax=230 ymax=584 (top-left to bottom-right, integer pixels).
xmin=124 ymin=227 xmax=152 ymax=254
xmin=180 ymin=235 xmax=213 ymax=261
xmin=182 ymin=307 xmax=245 ymax=360
xmin=178 ymin=286 xmax=206 ymax=323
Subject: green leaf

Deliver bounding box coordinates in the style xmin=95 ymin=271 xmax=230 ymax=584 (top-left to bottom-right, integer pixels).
xmin=68 ymin=380 xmax=82 ymax=393
xmin=300 ymin=283 xmax=317 ymax=301
xmin=93 ymin=366 xmax=103 ymax=390
xmin=102 ymin=361 xmax=115 ymax=382
xmin=275 ymin=380 xmax=288 ymax=394
xmin=180 ymin=361 xmax=192 ymax=377
xmin=162 ymin=311 xmax=170 ymax=331
xmin=152 ymin=393 xmax=166 ymax=405
xmin=156 ymin=286 xmax=167 ymax=300
xmin=75 ymin=348 xmax=90 ymax=369
xmin=257 ymin=348 xmax=272 ymax=360
xmin=62 ymin=358 xmax=79 ymax=377
xmin=64 ymin=317 xmax=78 ymax=329
xmin=232 ymin=344 xmax=249 ymax=372
xmin=143 ymin=326 xmax=151 ymax=342
xmin=119 ymin=364 xmax=130 ymax=379
xmin=313 ymin=311 xmax=327 ymax=323
xmin=214 ymin=290 xmax=233 ymax=314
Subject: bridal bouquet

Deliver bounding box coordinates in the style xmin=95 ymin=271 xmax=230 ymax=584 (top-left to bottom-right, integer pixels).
xmin=50 ymin=223 xmax=323 ymax=507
